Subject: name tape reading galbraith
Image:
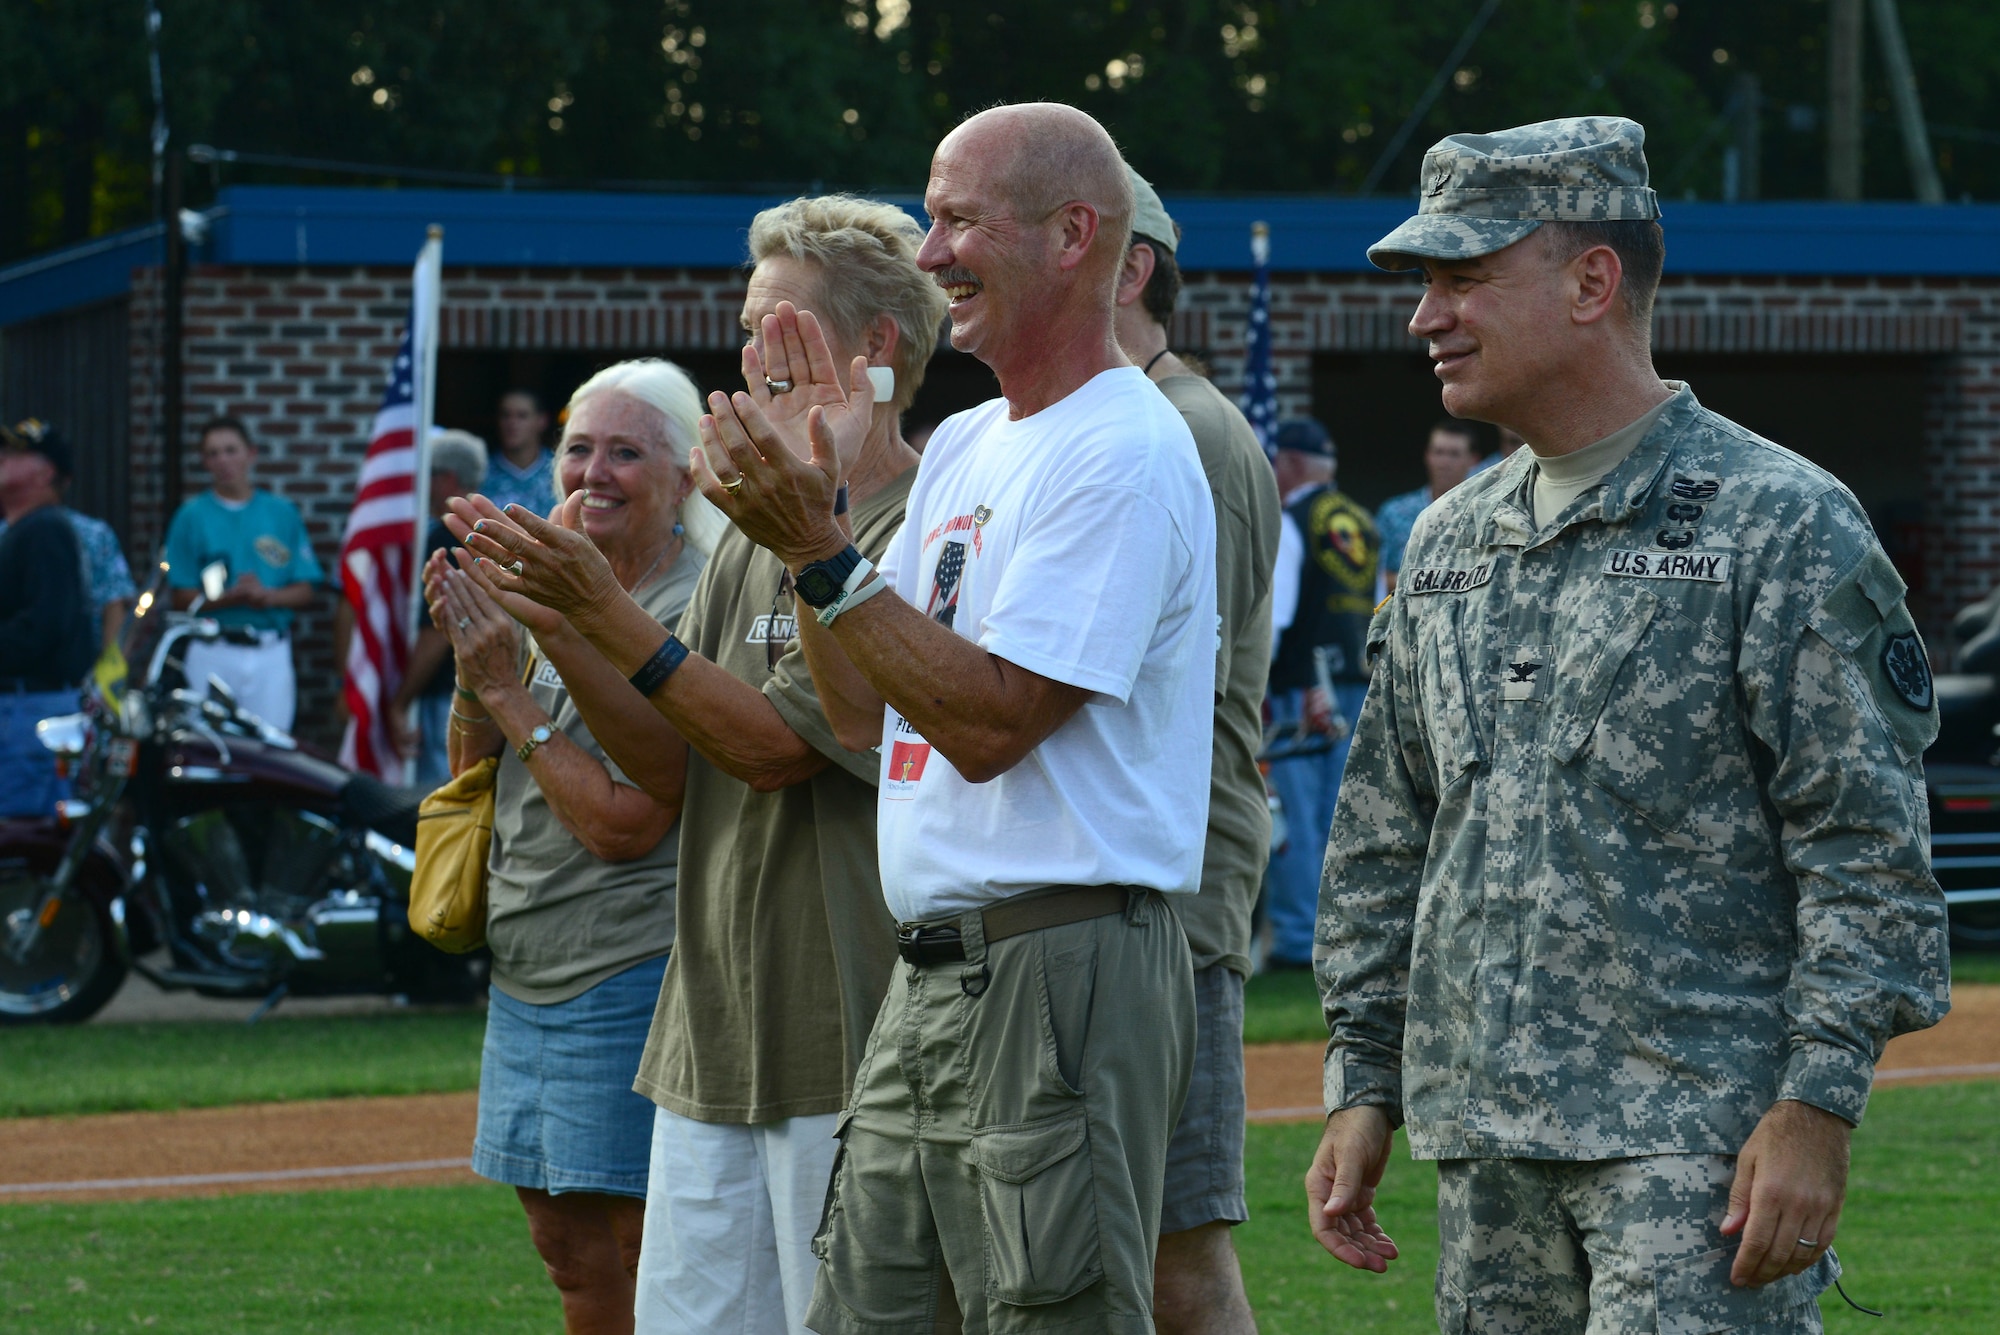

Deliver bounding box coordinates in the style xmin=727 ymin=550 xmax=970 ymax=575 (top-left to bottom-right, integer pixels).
xmin=1601 ymin=550 xmax=1732 ymax=582
xmin=1403 ymin=563 xmax=1493 ymax=596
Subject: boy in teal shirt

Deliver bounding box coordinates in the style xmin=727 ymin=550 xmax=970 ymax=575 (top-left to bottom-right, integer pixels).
xmin=164 ymin=417 xmax=322 ymax=730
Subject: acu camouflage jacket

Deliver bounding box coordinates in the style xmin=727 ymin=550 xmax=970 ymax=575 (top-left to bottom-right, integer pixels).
xmin=1317 ymin=385 xmax=1950 ymax=1161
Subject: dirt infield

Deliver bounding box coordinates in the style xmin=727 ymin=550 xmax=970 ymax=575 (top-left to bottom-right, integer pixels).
xmin=6 ymin=986 xmax=1995 ymax=1206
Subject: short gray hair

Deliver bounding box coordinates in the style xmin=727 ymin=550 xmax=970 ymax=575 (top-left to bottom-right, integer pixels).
xmin=428 ymin=428 xmax=488 ymax=490
xmin=747 ymin=195 xmax=947 ymax=413
xmin=562 ymin=358 xmax=725 ymax=556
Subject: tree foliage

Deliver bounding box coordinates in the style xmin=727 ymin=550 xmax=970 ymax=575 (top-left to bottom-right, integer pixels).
xmin=4 ymin=0 xmax=1998 ymax=265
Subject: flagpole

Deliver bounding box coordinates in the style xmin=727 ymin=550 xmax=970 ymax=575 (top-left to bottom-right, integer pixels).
xmin=406 ymin=226 xmax=443 ymax=666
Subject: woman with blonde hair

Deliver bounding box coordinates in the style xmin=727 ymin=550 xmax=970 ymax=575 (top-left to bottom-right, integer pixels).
xmin=430 ymin=358 xmax=715 ymax=1334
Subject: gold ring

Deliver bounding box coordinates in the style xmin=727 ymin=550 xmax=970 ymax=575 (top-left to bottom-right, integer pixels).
xmin=721 ymin=475 xmax=746 ymax=494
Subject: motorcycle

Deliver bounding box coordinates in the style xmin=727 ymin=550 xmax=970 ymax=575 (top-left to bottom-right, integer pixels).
xmin=0 ymin=563 xmax=484 ymax=1024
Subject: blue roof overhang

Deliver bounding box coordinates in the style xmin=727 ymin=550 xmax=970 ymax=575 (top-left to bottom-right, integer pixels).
xmin=5 ymin=184 xmax=1999 ymax=328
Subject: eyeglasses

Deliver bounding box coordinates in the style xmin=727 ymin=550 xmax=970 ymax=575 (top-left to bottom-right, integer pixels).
xmin=767 ymin=568 xmax=795 ymax=674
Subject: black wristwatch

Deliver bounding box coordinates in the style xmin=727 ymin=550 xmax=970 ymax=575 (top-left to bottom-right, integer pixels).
xmin=793 ymin=544 xmax=864 ymax=609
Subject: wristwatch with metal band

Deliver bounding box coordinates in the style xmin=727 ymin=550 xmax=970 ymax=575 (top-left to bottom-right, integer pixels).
xmin=793 ymin=544 xmax=864 ymax=609
xmin=516 ymin=722 xmax=556 ymax=764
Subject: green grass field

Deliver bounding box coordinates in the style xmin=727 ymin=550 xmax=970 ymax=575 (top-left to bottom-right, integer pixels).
xmin=1 ymin=951 xmax=1989 ymax=1117
xmin=4 ymin=1082 xmax=1995 ymax=1333
xmin=0 ymin=1012 xmax=487 ymax=1119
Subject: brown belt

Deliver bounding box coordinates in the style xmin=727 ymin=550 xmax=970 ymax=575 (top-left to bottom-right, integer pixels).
xmin=895 ymin=884 xmax=1136 ymax=967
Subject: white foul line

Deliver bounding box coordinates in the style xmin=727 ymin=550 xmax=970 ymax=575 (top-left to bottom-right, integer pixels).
xmin=0 ymin=1157 xmax=473 ymax=1196
xmin=1873 ymin=1062 xmax=2000 ymax=1082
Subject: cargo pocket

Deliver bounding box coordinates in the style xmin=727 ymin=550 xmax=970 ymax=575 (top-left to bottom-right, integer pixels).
xmin=1415 ymin=601 xmax=1485 ymax=786
xmin=1653 ymin=1244 xmax=1837 ymax=1335
xmin=1433 ymin=1274 xmax=1470 ymax=1333
xmin=971 ymin=1110 xmax=1102 ymax=1306
xmin=1550 ymin=589 xmax=1726 ymax=833
xmin=809 ymin=1108 xmax=854 ymax=1264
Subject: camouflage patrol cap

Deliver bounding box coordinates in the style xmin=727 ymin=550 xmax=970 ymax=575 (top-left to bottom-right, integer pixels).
xmin=1367 ymin=116 xmax=1660 ymax=272
xmin=1126 ymin=165 xmax=1180 ymax=255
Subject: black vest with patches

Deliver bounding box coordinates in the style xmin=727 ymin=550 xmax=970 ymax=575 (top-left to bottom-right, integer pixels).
xmin=1272 ymin=484 xmax=1380 ymax=691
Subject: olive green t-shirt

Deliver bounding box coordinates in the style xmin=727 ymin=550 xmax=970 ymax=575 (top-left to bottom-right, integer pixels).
xmin=1157 ymin=375 xmax=1280 ymax=978
xmin=634 ymin=470 xmax=912 ymax=1124
xmin=485 ymin=548 xmax=705 ymax=1005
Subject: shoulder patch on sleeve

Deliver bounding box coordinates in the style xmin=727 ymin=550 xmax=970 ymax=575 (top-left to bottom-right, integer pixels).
xmin=1814 ymin=549 xmax=1907 ymax=656
xmin=1881 ymin=632 xmax=1934 ymax=711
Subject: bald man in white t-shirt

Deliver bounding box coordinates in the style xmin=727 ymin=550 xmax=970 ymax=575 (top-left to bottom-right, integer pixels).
xmin=694 ymin=102 xmax=1217 ymax=1335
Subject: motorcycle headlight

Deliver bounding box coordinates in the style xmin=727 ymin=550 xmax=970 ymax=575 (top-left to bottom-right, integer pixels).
xmin=34 ymin=714 xmax=90 ymax=758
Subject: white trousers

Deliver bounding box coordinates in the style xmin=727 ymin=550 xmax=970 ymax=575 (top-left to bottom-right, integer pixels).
xmin=634 ymin=1106 xmax=841 ymax=1335
xmin=181 ymin=632 xmax=296 ymax=734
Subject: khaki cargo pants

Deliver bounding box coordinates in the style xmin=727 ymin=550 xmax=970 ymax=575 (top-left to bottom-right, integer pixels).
xmin=805 ymin=890 xmax=1195 ymax=1335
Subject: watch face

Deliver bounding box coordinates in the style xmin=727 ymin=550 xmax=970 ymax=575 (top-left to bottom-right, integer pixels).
xmin=532 ymin=724 xmax=553 ymax=744
xmin=795 ymin=568 xmax=842 ymax=607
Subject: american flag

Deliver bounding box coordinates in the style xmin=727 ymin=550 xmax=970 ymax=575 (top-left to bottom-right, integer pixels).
xmin=338 ymin=232 xmax=440 ymax=778
xmin=1239 ymin=221 xmax=1277 ymax=458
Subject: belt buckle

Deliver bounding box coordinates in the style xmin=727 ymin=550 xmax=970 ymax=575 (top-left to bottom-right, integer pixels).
xmin=896 ymin=922 xmax=964 ymax=968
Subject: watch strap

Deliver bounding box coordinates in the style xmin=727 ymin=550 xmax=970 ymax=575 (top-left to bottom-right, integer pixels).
xmin=817 ymin=559 xmax=886 ymax=627
xmin=794 ymin=544 xmax=864 ymax=609
xmin=515 ymin=722 xmax=556 ymax=764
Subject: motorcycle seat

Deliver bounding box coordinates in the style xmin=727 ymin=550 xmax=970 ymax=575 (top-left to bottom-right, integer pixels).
xmin=340 ymin=773 xmax=425 ymax=847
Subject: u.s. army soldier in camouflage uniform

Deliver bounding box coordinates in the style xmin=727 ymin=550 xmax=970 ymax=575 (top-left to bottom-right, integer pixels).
xmin=1303 ymin=116 xmax=1950 ymax=1334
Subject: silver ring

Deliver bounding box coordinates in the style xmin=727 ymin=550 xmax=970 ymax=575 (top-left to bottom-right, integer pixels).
xmin=506 ymin=560 xmax=525 ymax=577
xmin=456 ymin=617 xmax=472 ymax=630
xmin=1796 ymin=1237 xmax=1818 ymax=1250
xmin=765 ymin=376 xmax=794 ymax=395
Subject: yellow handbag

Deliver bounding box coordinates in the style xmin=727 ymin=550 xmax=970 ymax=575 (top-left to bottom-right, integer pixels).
xmin=409 ymin=756 xmax=502 ymax=953
xmin=408 ymin=653 xmax=536 ymax=953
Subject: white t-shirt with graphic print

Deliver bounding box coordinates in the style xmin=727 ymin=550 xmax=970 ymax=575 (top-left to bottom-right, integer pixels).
xmin=875 ymin=366 xmax=1218 ymax=924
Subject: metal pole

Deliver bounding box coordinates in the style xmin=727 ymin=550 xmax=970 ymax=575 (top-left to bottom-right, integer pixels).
xmin=1869 ymin=0 xmax=1945 ymax=202
xmin=161 ymin=152 xmax=185 ymax=527
xmin=1360 ymin=0 xmax=1505 ymax=195
xmin=1735 ymin=73 xmax=1762 ymax=202
xmin=1827 ymin=0 xmax=1864 ymax=200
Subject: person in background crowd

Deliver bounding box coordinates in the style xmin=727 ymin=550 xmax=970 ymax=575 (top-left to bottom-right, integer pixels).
xmin=1309 ymin=116 xmax=1948 ymax=1332
xmin=1263 ymin=418 xmax=1379 ymax=972
xmin=1112 ymin=164 xmax=1278 ymax=1335
xmin=458 ymin=195 xmax=941 ymax=1335
xmin=430 ymin=360 xmax=710 ymax=1335
xmin=485 ymin=388 xmax=557 ymax=518
xmin=386 ymin=428 xmax=488 ymax=787
xmin=685 ymin=102 xmax=1215 ymax=1335
xmin=0 ymin=419 xmax=135 ymax=653
xmin=1374 ymin=419 xmax=1477 ymax=591
xmin=163 ymin=416 xmax=321 ymax=732
xmin=0 ymin=421 xmax=94 ymax=817
xmin=1470 ymin=424 xmax=1525 ymax=473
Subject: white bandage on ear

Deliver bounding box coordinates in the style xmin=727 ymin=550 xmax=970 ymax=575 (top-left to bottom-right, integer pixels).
xmin=867 ymin=366 xmax=895 ymax=403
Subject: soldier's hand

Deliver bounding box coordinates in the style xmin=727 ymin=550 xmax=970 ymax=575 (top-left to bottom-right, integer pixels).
xmin=1721 ymin=1098 xmax=1850 ymax=1287
xmin=1305 ymin=1105 xmax=1400 ymax=1272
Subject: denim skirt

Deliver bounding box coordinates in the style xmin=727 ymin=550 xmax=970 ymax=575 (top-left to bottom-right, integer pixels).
xmin=472 ymin=953 xmax=667 ymax=1199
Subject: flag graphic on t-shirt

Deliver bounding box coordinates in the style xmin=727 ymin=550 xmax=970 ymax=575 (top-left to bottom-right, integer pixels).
xmin=891 ymin=740 xmax=931 ymax=783
xmin=926 ymin=540 xmax=968 ymax=629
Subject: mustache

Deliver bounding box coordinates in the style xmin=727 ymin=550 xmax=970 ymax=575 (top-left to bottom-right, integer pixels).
xmin=934 ymin=267 xmax=981 ymax=287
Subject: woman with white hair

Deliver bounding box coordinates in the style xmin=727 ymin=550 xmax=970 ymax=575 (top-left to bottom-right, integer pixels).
xmin=427 ymin=359 xmax=716 ymax=1334
xmin=459 ymin=194 xmax=944 ymax=1334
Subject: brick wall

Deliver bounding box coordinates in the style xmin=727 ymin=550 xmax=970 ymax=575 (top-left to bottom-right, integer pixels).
xmin=125 ymin=263 xmax=2000 ymax=747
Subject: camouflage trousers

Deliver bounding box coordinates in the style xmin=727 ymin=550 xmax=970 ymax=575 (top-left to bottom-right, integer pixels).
xmin=1435 ymin=1155 xmax=1838 ymax=1334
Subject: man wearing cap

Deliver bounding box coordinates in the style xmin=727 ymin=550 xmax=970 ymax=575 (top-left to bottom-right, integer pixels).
xmin=1114 ymin=165 xmax=1278 ymax=1334
xmin=1264 ymin=417 xmax=1379 ymax=973
xmin=1306 ymin=116 xmax=1948 ymax=1332
xmin=0 ymin=421 xmax=95 ymax=817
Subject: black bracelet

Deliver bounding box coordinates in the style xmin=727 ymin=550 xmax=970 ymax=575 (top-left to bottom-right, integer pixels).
xmin=629 ymin=635 xmax=689 ymax=698
xmin=834 ymin=484 xmax=849 ymax=516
